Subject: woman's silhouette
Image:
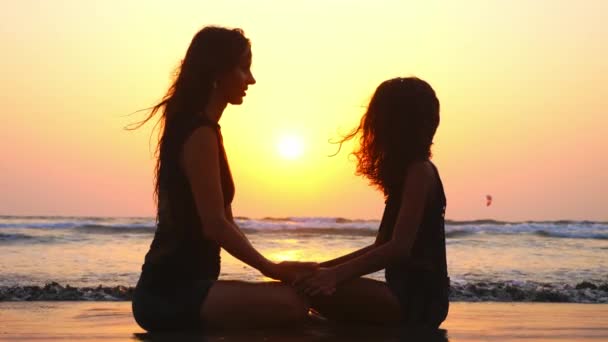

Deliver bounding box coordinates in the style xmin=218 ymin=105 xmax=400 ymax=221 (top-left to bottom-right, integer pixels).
xmin=130 ymin=26 xmax=315 ymax=332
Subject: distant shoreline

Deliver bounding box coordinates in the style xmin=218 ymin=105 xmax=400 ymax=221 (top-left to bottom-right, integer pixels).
xmin=1 ymin=214 xmax=606 ymax=225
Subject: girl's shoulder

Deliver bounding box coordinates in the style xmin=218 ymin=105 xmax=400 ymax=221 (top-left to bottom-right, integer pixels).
xmin=403 ymin=160 xmax=441 ymax=195
xmin=406 ymin=160 xmax=436 ymax=178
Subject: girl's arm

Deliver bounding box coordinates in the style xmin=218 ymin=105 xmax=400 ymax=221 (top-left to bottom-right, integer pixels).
xmin=298 ymin=161 xmax=434 ymax=295
xmin=319 ymin=244 xmax=378 ymax=268
xmin=318 ymin=213 xmax=392 ymax=268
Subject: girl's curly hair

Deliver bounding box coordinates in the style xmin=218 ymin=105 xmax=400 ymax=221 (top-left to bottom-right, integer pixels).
xmin=339 ymin=77 xmax=440 ymax=197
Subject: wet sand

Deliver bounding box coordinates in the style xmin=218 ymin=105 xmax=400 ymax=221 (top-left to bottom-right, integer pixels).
xmin=1 ymin=302 xmax=607 ymax=341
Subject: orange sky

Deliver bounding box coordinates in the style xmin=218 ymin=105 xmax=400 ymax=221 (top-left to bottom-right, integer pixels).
xmin=1 ymin=0 xmax=607 ymax=220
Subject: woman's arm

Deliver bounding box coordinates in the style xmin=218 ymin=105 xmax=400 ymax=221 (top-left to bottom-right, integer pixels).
xmin=298 ymin=161 xmax=434 ymax=295
xmin=225 ymin=205 xmax=249 ymax=239
xmin=182 ymin=127 xmax=312 ymax=280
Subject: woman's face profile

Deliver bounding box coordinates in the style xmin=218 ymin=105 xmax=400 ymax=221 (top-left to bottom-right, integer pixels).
xmin=216 ymin=47 xmax=256 ymax=105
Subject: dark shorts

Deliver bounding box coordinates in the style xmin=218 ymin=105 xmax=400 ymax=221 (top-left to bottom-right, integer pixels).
xmin=387 ymin=274 xmax=450 ymax=329
xmin=131 ymin=274 xmax=215 ymax=332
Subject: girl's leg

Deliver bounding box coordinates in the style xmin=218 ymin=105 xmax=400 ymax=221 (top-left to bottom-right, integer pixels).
xmin=308 ymin=277 xmax=402 ymax=324
xmin=200 ymin=280 xmax=309 ymax=328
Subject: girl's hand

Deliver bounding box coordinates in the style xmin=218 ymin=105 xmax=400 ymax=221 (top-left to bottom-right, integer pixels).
xmin=295 ymin=267 xmax=338 ymax=296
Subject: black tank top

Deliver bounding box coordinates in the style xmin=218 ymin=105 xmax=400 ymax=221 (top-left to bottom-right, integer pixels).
xmin=140 ymin=116 xmax=234 ymax=286
xmin=376 ymin=162 xmax=449 ymax=287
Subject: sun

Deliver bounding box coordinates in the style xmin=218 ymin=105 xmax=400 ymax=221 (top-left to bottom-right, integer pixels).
xmin=277 ymin=135 xmax=304 ymax=160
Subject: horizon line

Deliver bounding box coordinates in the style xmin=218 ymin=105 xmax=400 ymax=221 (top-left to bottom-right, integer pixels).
xmin=0 ymin=214 xmax=606 ymax=224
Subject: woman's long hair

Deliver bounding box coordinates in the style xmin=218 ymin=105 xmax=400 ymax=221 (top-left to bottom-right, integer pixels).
xmin=128 ymin=26 xmax=250 ymax=203
xmin=338 ymin=77 xmax=440 ymax=197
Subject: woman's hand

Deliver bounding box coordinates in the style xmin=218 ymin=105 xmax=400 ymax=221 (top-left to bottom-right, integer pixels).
xmin=295 ymin=267 xmax=338 ymax=296
xmin=265 ymin=261 xmax=319 ymax=283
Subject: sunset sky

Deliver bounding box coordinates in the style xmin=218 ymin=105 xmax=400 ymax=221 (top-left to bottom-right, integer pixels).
xmin=1 ymin=0 xmax=606 ymax=221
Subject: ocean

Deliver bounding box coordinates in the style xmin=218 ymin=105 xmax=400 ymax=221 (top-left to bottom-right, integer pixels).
xmin=0 ymin=216 xmax=606 ymax=303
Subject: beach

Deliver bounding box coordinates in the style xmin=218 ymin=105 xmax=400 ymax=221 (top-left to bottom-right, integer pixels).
xmin=1 ymin=216 xmax=607 ymax=341
xmin=1 ymin=301 xmax=607 ymax=341
xmin=2 ymin=216 xmax=606 ymax=303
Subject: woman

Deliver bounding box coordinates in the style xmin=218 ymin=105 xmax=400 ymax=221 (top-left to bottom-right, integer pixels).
xmin=130 ymin=26 xmax=315 ymax=332
xmin=297 ymin=77 xmax=450 ymax=329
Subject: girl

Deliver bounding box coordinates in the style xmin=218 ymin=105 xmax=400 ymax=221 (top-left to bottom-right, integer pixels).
xmin=297 ymin=77 xmax=450 ymax=329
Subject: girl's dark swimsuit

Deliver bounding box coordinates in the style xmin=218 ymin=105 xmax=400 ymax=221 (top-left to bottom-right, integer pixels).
xmin=377 ymin=162 xmax=450 ymax=329
xmin=132 ymin=117 xmax=234 ymax=332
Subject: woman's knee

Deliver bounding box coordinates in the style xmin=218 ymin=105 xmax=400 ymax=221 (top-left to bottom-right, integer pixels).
xmin=202 ymin=282 xmax=309 ymax=325
xmin=270 ymin=290 xmax=309 ymax=322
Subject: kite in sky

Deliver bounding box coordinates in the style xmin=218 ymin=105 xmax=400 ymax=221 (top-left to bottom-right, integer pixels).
xmin=486 ymin=195 xmax=493 ymax=207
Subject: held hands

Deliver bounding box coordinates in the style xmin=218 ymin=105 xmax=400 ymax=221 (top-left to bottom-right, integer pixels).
xmin=294 ymin=267 xmax=338 ymax=296
xmin=265 ymin=261 xmax=340 ymax=296
xmin=266 ymin=261 xmax=319 ymax=283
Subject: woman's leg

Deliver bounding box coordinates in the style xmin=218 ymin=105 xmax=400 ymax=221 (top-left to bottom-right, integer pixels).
xmin=308 ymin=277 xmax=402 ymax=325
xmin=200 ymin=280 xmax=309 ymax=328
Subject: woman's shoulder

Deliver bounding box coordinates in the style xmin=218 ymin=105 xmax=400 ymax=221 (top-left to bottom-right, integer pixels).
xmin=184 ymin=125 xmax=219 ymax=149
xmin=179 ymin=115 xmax=220 ymax=142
